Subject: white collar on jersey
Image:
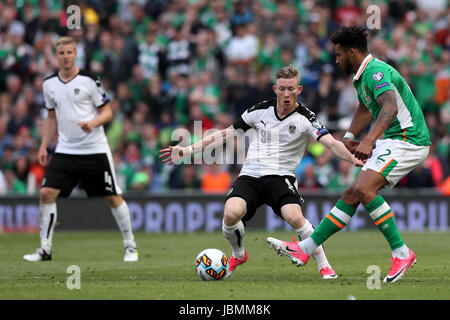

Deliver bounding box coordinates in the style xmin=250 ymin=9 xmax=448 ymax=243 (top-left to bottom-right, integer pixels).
xmin=352 ymin=53 xmax=374 ymax=81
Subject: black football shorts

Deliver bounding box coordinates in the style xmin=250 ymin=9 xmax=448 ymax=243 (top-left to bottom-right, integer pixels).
xmin=42 ymin=152 xmax=121 ymax=197
xmin=225 ymin=175 xmax=304 ymax=224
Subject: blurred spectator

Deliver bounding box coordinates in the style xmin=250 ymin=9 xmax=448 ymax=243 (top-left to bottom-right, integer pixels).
xmin=169 ymin=164 xmax=201 ymax=190
xmin=165 ymin=24 xmax=193 ymax=76
xmin=423 ymin=143 xmax=445 ymax=188
xmin=27 ymin=146 xmax=44 ymax=195
xmin=298 ymin=164 xmax=322 ymax=190
xmin=224 ymin=67 xmax=258 ymax=117
xmin=405 ymin=163 xmax=435 ymax=188
xmin=0 ymin=169 xmax=6 ymax=195
xmin=201 ymin=163 xmax=231 ymax=194
xmin=189 ymin=70 xmax=224 ymax=120
xmin=225 ymin=22 xmax=258 ymax=68
xmin=327 ymin=159 xmax=360 ymax=191
xmin=309 ymin=70 xmax=339 ymax=130
xmin=314 ymin=149 xmax=335 ymax=187
xmin=138 ymin=22 xmax=164 ymax=80
xmin=130 ymin=171 xmax=150 ymax=191
xmin=334 ymin=0 xmax=361 ymax=26
xmin=7 ymin=98 xmax=33 ymax=136
xmin=4 ymin=169 xmax=26 ymax=194
xmin=0 ymin=115 xmax=13 ymax=153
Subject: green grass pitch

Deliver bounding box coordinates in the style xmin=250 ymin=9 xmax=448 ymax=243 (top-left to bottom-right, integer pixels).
xmin=0 ymin=230 xmax=448 ymax=300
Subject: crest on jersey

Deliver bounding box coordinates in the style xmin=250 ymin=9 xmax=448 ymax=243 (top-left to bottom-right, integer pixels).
xmin=372 ymin=72 xmax=384 ymax=81
xmin=289 ymin=125 xmax=296 ymax=133
xmin=74 ymin=88 xmax=80 ymax=95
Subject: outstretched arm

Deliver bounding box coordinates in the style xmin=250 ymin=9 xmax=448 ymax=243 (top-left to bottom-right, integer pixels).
xmin=319 ymin=134 xmax=365 ymax=167
xmin=159 ymin=125 xmax=236 ymax=165
xmin=354 ymin=90 xmax=398 ymax=161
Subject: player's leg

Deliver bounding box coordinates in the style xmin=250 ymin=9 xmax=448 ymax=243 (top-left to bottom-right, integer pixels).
xmin=222 ymin=176 xmax=263 ymax=277
xmin=39 ymin=187 xmax=60 ymax=252
xmin=222 ymin=196 xmax=247 ymax=260
xmin=79 ymin=152 xmax=138 ymax=262
xmin=297 ymin=169 xmax=384 ymax=256
xmin=266 ymin=172 xmax=362 ymax=266
xmin=360 ymin=142 xmax=429 ymax=282
xmin=105 ymin=194 xmax=138 ymax=262
xmin=23 ymin=187 xmax=60 ymax=261
xmin=279 ymin=203 xmax=337 ymax=279
xmin=24 ymin=153 xmax=77 ymax=262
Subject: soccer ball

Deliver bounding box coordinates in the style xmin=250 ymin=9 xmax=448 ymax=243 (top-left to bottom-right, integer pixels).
xmin=194 ymin=248 xmax=229 ymax=281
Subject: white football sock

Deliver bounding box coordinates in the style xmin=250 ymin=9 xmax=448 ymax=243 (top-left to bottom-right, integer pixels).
xmin=222 ymin=220 xmax=245 ymax=259
xmin=40 ymin=202 xmax=57 ymax=252
xmin=298 ymin=237 xmax=319 ymax=256
xmin=295 ymin=220 xmax=330 ymax=270
xmin=111 ymin=201 xmax=135 ymax=248
xmin=392 ymin=244 xmax=409 ymax=259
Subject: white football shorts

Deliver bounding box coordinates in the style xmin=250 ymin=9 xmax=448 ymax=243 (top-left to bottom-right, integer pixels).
xmin=361 ymin=139 xmax=430 ymax=188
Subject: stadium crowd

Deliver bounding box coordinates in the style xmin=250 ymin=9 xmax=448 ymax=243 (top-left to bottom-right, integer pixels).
xmin=0 ymin=0 xmax=449 ymax=196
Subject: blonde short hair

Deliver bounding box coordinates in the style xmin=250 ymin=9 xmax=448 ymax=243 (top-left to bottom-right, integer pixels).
xmin=275 ymin=64 xmax=300 ymax=84
xmin=55 ymin=36 xmax=76 ymax=50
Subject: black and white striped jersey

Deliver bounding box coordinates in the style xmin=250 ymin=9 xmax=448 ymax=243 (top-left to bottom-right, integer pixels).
xmin=233 ymin=98 xmax=330 ymax=178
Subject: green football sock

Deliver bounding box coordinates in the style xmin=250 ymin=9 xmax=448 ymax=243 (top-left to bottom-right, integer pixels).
xmin=310 ymin=199 xmax=357 ymax=246
xmin=364 ymin=195 xmax=404 ymax=250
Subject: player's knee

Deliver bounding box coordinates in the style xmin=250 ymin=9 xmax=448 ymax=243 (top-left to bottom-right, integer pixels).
xmin=280 ymin=203 xmax=304 ymax=228
xmin=346 ymin=184 xmax=374 ymax=203
xmin=224 ymin=200 xmax=246 ymax=224
xmin=40 ymin=188 xmax=58 ymax=203
xmin=105 ymin=195 xmax=123 ymax=208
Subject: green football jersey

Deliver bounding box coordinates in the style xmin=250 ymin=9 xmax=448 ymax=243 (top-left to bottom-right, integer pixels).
xmin=353 ymin=54 xmax=431 ymax=146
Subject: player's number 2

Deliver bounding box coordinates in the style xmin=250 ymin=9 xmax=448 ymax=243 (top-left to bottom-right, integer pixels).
xmin=377 ymin=149 xmax=391 ymax=162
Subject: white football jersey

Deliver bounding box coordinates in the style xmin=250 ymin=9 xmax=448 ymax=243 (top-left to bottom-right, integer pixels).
xmin=233 ymin=98 xmax=330 ymax=178
xmin=42 ymin=70 xmax=111 ymax=154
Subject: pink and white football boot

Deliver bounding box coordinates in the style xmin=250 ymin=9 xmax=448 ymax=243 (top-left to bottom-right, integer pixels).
xmin=384 ymin=249 xmax=417 ymax=283
xmin=267 ymin=236 xmax=310 ymax=266
xmin=225 ymin=250 xmax=248 ymax=279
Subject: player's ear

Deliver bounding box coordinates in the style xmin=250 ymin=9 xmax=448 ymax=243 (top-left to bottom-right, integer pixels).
xmin=297 ymin=85 xmax=303 ymax=95
xmin=272 ymin=84 xmax=277 ymax=94
xmin=349 ymin=47 xmax=358 ymax=58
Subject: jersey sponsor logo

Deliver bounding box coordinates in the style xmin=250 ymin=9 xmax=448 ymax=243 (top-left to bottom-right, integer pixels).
xmin=372 ymin=71 xmax=384 ymax=81
xmin=375 ymin=82 xmax=390 ymax=90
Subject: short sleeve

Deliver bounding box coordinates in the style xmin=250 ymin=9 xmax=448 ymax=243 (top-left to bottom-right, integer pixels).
xmin=90 ymin=76 xmax=110 ymax=108
xmin=305 ymin=119 xmax=330 ymax=141
xmin=297 ymin=104 xmax=330 ymax=141
xmin=232 ymin=107 xmax=258 ymax=131
xmin=42 ymin=81 xmax=56 ymax=110
xmin=364 ymin=66 xmax=394 ymax=99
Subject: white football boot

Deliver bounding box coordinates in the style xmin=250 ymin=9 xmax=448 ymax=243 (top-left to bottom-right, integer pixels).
xmin=124 ymin=246 xmax=138 ymax=262
xmin=23 ymin=248 xmax=52 ymax=262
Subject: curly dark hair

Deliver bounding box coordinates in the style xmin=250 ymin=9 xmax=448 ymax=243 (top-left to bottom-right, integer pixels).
xmin=330 ymin=26 xmax=368 ymax=52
